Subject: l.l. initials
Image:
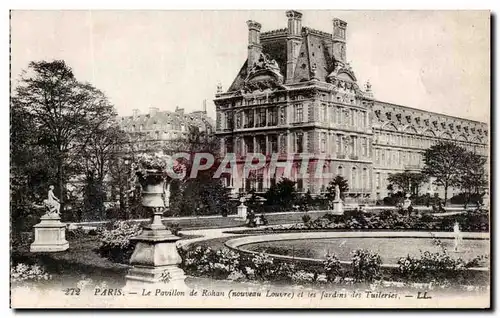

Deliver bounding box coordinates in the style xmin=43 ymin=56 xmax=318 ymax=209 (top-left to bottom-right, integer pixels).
xmin=417 ymin=292 xmax=432 ymax=299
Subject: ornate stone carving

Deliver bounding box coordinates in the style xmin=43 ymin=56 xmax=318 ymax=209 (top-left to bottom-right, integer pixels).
xmin=405 ymin=115 xmax=411 ymax=123
xmin=247 ymin=52 xmax=282 ymax=80
xmin=415 ymin=117 xmax=421 ymax=125
xmin=386 ymin=112 xmax=392 ymax=120
xmin=396 ymin=113 xmax=402 ymax=122
xmin=424 ymin=119 xmax=429 ymax=126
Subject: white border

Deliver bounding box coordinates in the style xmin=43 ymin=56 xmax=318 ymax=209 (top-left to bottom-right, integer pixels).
xmin=2 ymin=0 xmax=497 ymax=316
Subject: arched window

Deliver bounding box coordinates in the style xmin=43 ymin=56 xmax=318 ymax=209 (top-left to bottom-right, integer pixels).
xmin=363 ymin=168 xmax=368 ymax=190
xmin=352 ymin=167 xmax=357 ymax=189
xmin=338 ymin=166 xmax=344 ymax=176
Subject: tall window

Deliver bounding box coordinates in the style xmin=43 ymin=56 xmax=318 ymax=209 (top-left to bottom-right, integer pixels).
xmin=295 ymin=132 xmax=304 ymax=153
xmin=361 ymin=138 xmax=367 ymax=156
xmin=268 ymin=108 xmax=278 ymax=126
xmin=257 ymin=136 xmax=266 ymax=154
xmin=321 ymin=104 xmax=327 ymax=122
xmin=363 ymin=168 xmax=368 ymax=189
xmin=320 ymin=132 xmax=327 ymax=153
xmin=294 ymin=104 xmax=303 ymax=123
xmin=258 ymin=108 xmax=266 ymax=127
xmin=336 ymin=135 xmax=342 ymax=154
xmin=279 ymin=107 xmax=286 ymax=125
xmin=269 ymin=135 xmax=278 ymax=154
xmin=244 ymin=110 xmax=254 ymax=128
xmin=352 ymin=167 xmax=357 ymax=189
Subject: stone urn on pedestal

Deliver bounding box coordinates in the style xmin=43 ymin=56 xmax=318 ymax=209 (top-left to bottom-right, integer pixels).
xmin=237 ymin=196 xmax=248 ymax=220
xmin=125 ymin=154 xmax=185 ymax=289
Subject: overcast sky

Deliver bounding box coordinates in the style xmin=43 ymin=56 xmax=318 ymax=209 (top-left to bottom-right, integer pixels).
xmin=10 ymin=10 xmax=489 ymax=122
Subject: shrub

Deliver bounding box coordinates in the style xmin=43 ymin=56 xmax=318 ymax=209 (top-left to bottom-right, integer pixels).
xmin=179 ymin=245 xmax=240 ymax=279
xmin=323 ymin=253 xmax=342 ymax=282
xmin=167 ymin=222 xmax=181 ymax=236
xmin=302 ymin=214 xmax=312 ymax=225
xmin=11 ymin=263 xmax=51 ymax=284
xmin=259 ymin=214 xmax=269 ymax=226
xmin=97 ymin=220 xmax=141 ymax=264
xmin=397 ymin=251 xmax=479 ymax=284
xmin=291 ymin=270 xmax=316 ymax=284
xmin=350 ymin=249 xmax=382 ymax=283
xmin=66 ymin=227 xmax=87 ymax=240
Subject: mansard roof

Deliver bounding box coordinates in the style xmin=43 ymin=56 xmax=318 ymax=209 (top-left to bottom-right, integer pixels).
xmin=227 ymin=26 xmax=340 ymax=92
xmin=119 ymin=109 xmax=214 ymax=132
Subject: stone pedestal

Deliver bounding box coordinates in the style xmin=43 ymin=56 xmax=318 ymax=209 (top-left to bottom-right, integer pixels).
xmin=237 ymin=203 xmax=248 ymax=220
xmin=30 ymin=215 xmax=69 ymax=252
xmin=125 ymin=172 xmax=186 ymax=289
xmin=125 ymin=225 xmax=186 ymax=288
xmin=332 ymin=200 xmax=344 ymax=215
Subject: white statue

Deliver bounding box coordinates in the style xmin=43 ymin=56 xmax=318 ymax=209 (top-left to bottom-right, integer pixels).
xmin=335 ymin=184 xmax=341 ymax=201
xmin=44 ymin=185 xmax=60 ymax=217
xmin=453 ymin=222 xmax=462 ymax=252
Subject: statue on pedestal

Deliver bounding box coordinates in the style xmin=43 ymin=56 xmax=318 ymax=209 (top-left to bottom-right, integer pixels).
xmin=43 ymin=185 xmax=60 ymax=217
xmin=30 ymin=185 xmax=68 ymax=252
xmin=335 ymin=184 xmax=341 ymax=202
xmin=332 ymin=184 xmax=344 ymax=215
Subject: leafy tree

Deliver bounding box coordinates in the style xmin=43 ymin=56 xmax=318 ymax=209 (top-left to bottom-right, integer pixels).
xmin=422 ymin=142 xmax=465 ymax=206
xmin=79 ymin=124 xmax=128 ymax=220
xmin=387 ymin=170 xmax=428 ymax=195
xmin=12 ymin=60 xmax=116 ymax=216
xmin=264 ymin=178 xmax=297 ymax=210
xmin=164 ymin=127 xmax=232 ymax=216
xmin=456 ymin=151 xmax=487 ymax=208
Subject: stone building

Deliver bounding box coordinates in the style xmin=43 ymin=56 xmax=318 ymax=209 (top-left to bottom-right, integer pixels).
xmin=118 ymin=103 xmax=214 ymax=152
xmin=214 ymin=10 xmax=488 ymax=201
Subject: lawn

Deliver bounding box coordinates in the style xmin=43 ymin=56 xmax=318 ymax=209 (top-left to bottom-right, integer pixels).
xmin=11 ymin=233 xmax=201 ymax=287
xmin=167 ymin=210 xmax=331 ymax=230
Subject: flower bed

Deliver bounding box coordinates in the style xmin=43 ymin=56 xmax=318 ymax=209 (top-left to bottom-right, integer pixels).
xmin=225 ymin=209 xmax=489 ymax=235
xmin=178 ymin=243 xmax=488 ymax=288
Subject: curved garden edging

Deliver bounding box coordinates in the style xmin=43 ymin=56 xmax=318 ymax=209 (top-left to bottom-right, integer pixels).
xmin=224 ymin=231 xmax=490 ymax=272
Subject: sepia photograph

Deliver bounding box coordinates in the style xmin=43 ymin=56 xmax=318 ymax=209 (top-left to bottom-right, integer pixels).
xmin=9 ymin=9 xmax=490 ymax=309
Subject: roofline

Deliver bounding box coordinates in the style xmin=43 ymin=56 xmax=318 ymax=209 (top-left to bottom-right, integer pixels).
xmin=374 ymin=99 xmax=488 ymax=126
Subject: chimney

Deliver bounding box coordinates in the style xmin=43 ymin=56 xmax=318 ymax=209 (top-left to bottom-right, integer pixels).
xmin=149 ymin=107 xmax=159 ymax=117
xmin=285 ymin=10 xmax=303 ymax=84
xmin=246 ymin=20 xmax=262 ymax=74
xmin=333 ymin=18 xmax=348 ymax=63
xmin=203 ymin=99 xmax=207 ymax=113
xmin=132 ymin=109 xmax=139 ymax=119
xmin=175 ymin=106 xmax=184 ymax=115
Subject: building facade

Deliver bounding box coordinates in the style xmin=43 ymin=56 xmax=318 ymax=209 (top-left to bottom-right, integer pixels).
xmin=118 ymin=104 xmax=214 ymax=152
xmin=214 ymin=10 xmax=488 ymax=200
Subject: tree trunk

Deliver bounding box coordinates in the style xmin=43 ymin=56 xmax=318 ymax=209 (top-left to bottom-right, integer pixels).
xmin=443 ymin=181 xmax=448 ymax=206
